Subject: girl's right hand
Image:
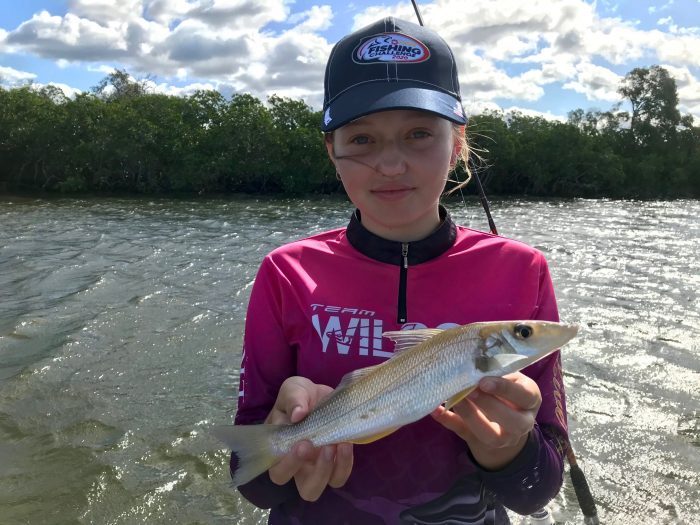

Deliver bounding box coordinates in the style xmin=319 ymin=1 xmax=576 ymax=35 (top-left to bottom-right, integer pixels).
xmin=265 ymin=376 xmax=354 ymax=501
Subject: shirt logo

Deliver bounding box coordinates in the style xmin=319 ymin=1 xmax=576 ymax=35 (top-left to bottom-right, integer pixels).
xmin=354 ymin=32 xmax=430 ymax=64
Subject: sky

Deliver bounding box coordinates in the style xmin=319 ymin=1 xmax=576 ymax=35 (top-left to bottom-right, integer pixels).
xmin=1 ymin=0 xmax=699 ymax=122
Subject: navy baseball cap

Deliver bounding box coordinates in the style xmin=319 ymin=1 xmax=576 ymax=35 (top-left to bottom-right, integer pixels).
xmin=321 ymin=17 xmax=466 ymax=132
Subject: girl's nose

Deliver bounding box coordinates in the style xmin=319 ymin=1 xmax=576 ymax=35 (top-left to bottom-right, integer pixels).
xmin=374 ymin=141 xmax=406 ymax=177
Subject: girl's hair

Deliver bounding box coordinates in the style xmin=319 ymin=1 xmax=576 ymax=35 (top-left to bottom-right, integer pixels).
xmin=447 ymin=124 xmax=471 ymax=195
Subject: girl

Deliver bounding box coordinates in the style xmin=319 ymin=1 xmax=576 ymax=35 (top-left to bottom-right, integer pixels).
xmin=232 ymin=17 xmax=568 ymax=525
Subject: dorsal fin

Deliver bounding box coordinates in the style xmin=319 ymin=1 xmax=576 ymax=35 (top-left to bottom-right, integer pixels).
xmin=334 ymin=365 xmax=376 ymax=391
xmin=382 ymin=329 xmax=444 ymax=353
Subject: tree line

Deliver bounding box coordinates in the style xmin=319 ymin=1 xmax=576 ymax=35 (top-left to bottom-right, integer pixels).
xmin=0 ymin=66 xmax=698 ymax=198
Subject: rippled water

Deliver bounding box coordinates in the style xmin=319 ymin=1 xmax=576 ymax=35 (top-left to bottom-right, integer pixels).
xmin=0 ymin=196 xmax=698 ymax=525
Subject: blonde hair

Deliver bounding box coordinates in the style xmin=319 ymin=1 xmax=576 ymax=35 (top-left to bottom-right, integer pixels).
xmin=446 ymin=124 xmax=471 ymax=195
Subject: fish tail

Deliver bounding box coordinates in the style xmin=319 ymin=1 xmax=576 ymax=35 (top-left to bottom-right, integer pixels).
xmin=213 ymin=424 xmax=282 ymax=487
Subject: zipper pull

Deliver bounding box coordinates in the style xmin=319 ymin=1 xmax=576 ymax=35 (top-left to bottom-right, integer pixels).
xmin=398 ymin=243 xmax=409 ymax=324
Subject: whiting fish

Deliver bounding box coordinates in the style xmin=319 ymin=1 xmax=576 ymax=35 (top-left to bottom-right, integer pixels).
xmin=215 ymin=320 xmax=578 ymax=487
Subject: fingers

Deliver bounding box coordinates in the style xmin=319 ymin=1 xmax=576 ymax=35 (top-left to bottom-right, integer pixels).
xmin=265 ymin=377 xmax=334 ymax=424
xmin=265 ymin=378 xmax=354 ymax=500
xmin=431 ymin=373 xmax=542 ymax=451
xmin=329 ymin=442 xmax=354 ymax=488
xmin=268 ymin=440 xmax=312 ymax=485
xmin=479 ymin=374 xmax=541 ymax=412
xmin=453 ymin=391 xmax=533 ymax=448
xmin=431 ymin=405 xmax=473 ymax=442
xmin=269 ymin=441 xmax=354 ymax=501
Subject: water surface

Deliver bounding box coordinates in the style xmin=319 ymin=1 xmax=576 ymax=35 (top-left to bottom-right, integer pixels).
xmin=0 ymin=196 xmax=698 ymax=524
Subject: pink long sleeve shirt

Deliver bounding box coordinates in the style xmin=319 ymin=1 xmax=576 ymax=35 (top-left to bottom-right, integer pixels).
xmin=233 ymin=208 xmax=568 ymax=525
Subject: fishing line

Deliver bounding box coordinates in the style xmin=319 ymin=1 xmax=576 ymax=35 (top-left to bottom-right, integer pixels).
xmin=409 ymin=1 xmax=599 ymax=523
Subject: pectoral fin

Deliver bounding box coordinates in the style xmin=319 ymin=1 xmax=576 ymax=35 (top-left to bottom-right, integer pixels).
xmin=349 ymin=426 xmax=400 ymax=444
xmin=444 ymin=387 xmax=476 ymax=409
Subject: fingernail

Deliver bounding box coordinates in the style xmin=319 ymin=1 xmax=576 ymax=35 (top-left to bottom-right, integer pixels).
xmin=480 ymin=379 xmax=496 ymax=393
xmin=323 ymin=446 xmax=335 ymax=461
xmin=338 ymin=443 xmax=351 ymax=457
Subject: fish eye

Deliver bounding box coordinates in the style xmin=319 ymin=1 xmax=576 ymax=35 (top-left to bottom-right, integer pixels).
xmin=514 ymin=324 xmax=533 ymax=339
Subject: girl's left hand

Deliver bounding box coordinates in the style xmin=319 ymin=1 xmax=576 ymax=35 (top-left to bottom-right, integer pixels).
xmin=431 ymin=372 xmax=542 ymax=471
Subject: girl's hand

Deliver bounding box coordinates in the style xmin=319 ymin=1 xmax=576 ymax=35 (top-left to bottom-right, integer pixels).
xmin=265 ymin=376 xmax=354 ymax=501
xmin=431 ymin=372 xmax=542 ymax=470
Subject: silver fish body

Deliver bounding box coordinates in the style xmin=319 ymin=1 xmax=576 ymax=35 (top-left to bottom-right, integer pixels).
xmin=215 ymin=320 xmax=578 ymax=486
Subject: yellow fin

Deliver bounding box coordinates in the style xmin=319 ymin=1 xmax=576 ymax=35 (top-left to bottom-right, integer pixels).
xmin=349 ymin=426 xmax=400 ymax=444
xmin=444 ymin=387 xmax=476 ymax=410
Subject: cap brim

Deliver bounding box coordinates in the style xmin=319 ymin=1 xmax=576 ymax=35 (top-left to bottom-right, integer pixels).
xmin=321 ymin=82 xmax=466 ymax=132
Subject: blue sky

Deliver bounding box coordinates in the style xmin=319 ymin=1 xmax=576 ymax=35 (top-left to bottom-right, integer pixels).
xmin=1 ymin=0 xmax=699 ymax=121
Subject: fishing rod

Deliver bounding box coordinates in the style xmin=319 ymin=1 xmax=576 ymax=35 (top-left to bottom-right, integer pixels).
xmin=409 ymin=1 xmax=599 ymax=523
xmin=410 ymin=0 xmax=498 ymax=236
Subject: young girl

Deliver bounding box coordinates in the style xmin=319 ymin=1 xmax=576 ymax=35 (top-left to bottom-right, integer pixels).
xmin=232 ymin=17 xmax=568 ymax=524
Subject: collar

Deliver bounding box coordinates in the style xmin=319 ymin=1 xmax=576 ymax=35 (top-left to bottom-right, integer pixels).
xmin=345 ymin=205 xmax=457 ymax=265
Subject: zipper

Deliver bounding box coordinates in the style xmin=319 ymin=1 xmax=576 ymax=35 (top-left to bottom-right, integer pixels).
xmin=398 ymin=242 xmax=409 ymax=323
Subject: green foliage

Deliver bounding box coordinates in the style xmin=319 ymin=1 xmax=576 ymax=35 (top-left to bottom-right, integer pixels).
xmin=0 ymin=66 xmax=697 ymax=198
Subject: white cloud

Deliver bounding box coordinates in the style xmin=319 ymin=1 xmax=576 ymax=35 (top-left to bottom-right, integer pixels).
xmin=42 ymin=81 xmax=83 ymax=98
xmin=463 ymin=100 xmax=567 ymax=122
xmin=663 ymin=64 xmax=700 ymax=120
xmin=288 ymin=5 xmax=333 ymax=32
xmin=148 ymin=80 xmax=218 ymax=97
xmin=649 ymin=0 xmax=675 ymax=14
xmin=0 ymin=65 xmax=37 ymax=86
xmin=68 ymin=0 xmax=145 ymax=23
xmin=563 ymin=63 xmax=622 ymax=102
xmin=145 ymin=0 xmax=193 ymax=25
xmin=6 ymin=10 xmax=129 ymax=60
xmin=502 ymin=105 xmax=567 ymax=122
xmin=87 ymin=64 xmax=121 ymax=74
xmin=0 ymin=69 xmax=85 ymax=99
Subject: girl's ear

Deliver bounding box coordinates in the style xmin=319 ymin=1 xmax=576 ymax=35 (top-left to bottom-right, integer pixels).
xmin=324 ymin=132 xmax=333 ymax=151
xmin=324 ymin=133 xmax=337 ymax=165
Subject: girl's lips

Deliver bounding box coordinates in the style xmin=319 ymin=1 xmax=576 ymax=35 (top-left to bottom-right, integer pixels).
xmin=372 ymin=186 xmax=415 ymax=201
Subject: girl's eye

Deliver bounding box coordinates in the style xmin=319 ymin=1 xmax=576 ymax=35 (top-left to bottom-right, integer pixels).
xmin=350 ymin=135 xmax=370 ymax=145
xmin=410 ymin=129 xmax=432 ymax=139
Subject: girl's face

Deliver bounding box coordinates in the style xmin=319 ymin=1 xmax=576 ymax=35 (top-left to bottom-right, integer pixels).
xmin=327 ymin=110 xmax=457 ymax=242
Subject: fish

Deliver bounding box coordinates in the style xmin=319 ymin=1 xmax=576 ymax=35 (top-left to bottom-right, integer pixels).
xmin=214 ymin=320 xmax=578 ymax=487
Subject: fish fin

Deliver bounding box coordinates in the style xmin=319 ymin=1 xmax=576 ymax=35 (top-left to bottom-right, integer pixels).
xmin=382 ymin=329 xmax=444 ymax=353
xmin=444 ymin=386 xmax=476 ymax=409
xmin=212 ymin=424 xmax=282 ymax=487
xmin=349 ymin=426 xmax=401 ymax=444
xmin=492 ymin=353 xmax=530 ymax=370
xmin=334 ymin=366 xmax=376 ymax=391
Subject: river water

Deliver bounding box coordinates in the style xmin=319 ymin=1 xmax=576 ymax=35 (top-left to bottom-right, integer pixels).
xmin=0 ymin=196 xmax=698 ymax=525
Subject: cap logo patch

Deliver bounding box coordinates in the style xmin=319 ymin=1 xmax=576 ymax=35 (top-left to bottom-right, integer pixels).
xmin=354 ymin=32 xmax=429 ymax=64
